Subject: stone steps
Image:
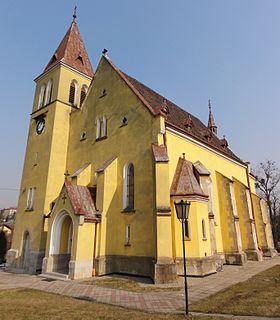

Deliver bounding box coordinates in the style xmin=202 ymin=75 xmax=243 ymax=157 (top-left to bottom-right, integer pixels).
xmin=39 ymin=271 xmax=70 ymax=281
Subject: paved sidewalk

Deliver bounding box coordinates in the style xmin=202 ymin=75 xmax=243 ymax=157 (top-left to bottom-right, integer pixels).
xmin=0 ymin=256 xmax=279 ymax=314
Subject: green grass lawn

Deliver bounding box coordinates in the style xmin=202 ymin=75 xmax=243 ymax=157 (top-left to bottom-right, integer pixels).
xmin=0 ymin=288 xmax=227 ymax=320
xmin=190 ymin=264 xmax=280 ymax=317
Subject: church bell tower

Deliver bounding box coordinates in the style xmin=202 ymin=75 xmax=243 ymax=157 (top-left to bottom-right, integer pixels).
xmin=7 ymin=12 xmax=93 ymax=273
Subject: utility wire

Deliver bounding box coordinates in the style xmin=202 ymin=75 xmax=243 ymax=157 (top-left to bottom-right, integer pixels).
xmin=0 ymin=188 xmax=19 ymax=191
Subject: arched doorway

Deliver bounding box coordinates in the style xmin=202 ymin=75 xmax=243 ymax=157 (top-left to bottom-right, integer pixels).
xmin=0 ymin=229 xmax=7 ymax=264
xmin=21 ymin=231 xmax=30 ymax=270
xmin=49 ymin=211 xmax=73 ymax=274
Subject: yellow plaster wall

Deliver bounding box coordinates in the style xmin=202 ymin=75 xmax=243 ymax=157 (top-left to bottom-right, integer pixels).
xmin=11 ymin=64 xmax=92 ymax=258
xmin=155 ymin=163 xmax=170 ymax=208
xmin=76 ymin=164 xmax=92 ymax=186
xmin=59 ymin=216 xmax=72 ymax=254
xmin=252 ymin=194 xmax=267 ymax=249
xmin=66 ymin=57 xmax=158 ymax=258
xmin=75 ymin=223 xmax=95 ymax=261
xmin=233 ymin=179 xmax=254 ymax=250
xmin=260 ymin=199 xmax=275 ymax=249
xmin=166 ymin=130 xmax=249 ymax=255
xmin=171 ymin=201 xmax=211 ymax=258
xmin=216 ymin=173 xmax=237 ymax=253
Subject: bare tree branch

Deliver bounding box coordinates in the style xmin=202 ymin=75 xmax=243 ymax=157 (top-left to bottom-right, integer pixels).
xmin=253 ymin=160 xmax=280 ymax=248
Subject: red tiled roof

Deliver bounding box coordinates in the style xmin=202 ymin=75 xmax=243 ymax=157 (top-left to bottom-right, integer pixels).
xmin=103 ymin=56 xmax=243 ymax=164
xmin=152 ymin=144 xmax=169 ymax=162
xmin=64 ymin=180 xmax=98 ymax=221
xmin=44 ymin=19 xmax=94 ymax=78
xmin=170 ymin=157 xmax=208 ymax=200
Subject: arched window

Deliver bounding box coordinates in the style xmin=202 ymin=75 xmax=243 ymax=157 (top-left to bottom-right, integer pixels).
xmin=69 ymin=80 xmax=78 ymax=106
xmin=96 ymin=118 xmax=101 ymax=139
xmin=183 ymin=220 xmax=190 ymax=239
xmin=102 ymin=115 xmax=107 ymax=137
xmin=123 ymin=163 xmax=134 ymax=210
xmin=96 ymin=116 xmax=107 ymax=140
xmin=80 ymin=85 xmax=88 ymax=107
xmin=27 ymin=187 xmax=36 ymax=211
xmin=38 ymin=84 xmax=46 ymax=109
xmin=45 ymin=79 xmax=53 ymax=105
xmin=202 ymin=219 xmax=206 ymax=240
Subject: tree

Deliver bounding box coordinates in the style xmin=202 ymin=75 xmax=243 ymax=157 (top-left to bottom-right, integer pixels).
xmin=254 ymin=160 xmax=280 ymax=248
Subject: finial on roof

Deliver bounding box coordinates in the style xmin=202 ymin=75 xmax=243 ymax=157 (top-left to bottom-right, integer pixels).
xmin=208 ymin=99 xmax=212 ymax=111
xmin=64 ymin=170 xmax=70 ymax=179
xmin=183 ymin=114 xmax=193 ymax=131
xmin=73 ymin=5 xmax=77 ymax=20
xmin=182 ymin=153 xmax=186 ymax=159
xmin=102 ymin=48 xmax=108 ymax=56
xmin=207 ymin=99 xmax=217 ymax=135
xmin=220 ymin=135 xmax=229 ymax=149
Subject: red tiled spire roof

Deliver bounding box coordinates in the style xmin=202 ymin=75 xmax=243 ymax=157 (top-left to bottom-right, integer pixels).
xmin=44 ymin=18 xmax=94 ymax=78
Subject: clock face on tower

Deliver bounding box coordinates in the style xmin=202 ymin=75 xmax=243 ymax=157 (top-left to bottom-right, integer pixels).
xmin=36 ymin=118 xmax=45 ymax=135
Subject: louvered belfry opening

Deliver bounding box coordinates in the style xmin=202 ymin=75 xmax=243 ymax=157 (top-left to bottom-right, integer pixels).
xmin=80 ymin=87 xmax=87 ymax=106
xmin=69 ymin=81 xmax=76 ymax=105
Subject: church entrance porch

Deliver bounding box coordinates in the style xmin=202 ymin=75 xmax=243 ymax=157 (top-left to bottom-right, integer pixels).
xmin=43 ymin=211 xmax=73 ymax=276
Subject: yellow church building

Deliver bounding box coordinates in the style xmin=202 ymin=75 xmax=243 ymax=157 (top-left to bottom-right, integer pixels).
xmin=7 ymin=15 xmax=276 ymax=283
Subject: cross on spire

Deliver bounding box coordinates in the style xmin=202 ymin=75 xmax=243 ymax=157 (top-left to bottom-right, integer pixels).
xmin=73 ymin=5 xmax=77 ymax=20
xmin=208 ymin=99 xmax=212 ymax=111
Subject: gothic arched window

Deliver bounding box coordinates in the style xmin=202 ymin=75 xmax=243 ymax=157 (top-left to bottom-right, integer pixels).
xmin=69 ymin=80 xmax=78 ymax=106
xmin=45 ymin=79 xmax=53 ymax=105
xmin=123 ymin=163 xmax=134 ymax=210
xmin=38 ymin=84 xmax=46 ymax=109
xmin=80 ymin=84 xmax=88 ymax=107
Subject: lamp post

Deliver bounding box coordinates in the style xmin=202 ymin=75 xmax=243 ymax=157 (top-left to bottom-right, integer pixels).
xmin=174 ymin=199 xmax=191 ymax=316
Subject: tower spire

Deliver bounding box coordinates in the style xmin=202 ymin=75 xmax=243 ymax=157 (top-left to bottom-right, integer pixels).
xmin=43 ymin=13 xmax=93 ymax=78
xmin=207 ymin=99 xmax=217 ymax=135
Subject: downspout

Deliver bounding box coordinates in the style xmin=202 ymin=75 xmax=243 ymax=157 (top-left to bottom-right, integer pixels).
xmin=92 ymin=221 xmax=98 ymax=277
xmin=245 ymin=162 xmax=260 ymax=250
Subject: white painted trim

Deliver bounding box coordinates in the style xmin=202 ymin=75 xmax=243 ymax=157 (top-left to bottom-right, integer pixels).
xmin=67 ymin=222 xmax=73 ymax=254
xmin=166 ymin=127 xmax=247 ymax=168
xmin=34 ymin=61 xmax=92 ymax=83
xmin=49 ymin=210 xmax=73 ymax=255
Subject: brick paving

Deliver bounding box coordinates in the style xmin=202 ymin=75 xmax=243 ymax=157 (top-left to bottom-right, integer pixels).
xmin=0 ymin=256 xmax=279 ymax=314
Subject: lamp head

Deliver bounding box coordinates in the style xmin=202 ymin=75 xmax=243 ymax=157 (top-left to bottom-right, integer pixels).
xmin=174 ymin=199 xmax=191 ymax=221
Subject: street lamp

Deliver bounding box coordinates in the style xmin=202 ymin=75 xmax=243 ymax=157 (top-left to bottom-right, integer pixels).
xmin=174 ymin=199 xmax=191 ymax=315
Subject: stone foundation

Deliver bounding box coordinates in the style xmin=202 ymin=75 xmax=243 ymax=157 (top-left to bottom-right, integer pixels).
xmin=154 ymin=258 xmax=177 ymax=284
xmin=245 ymin=249 xmax=263 ymax=261
xmin=176 ymin=255 xmax=221 ymax=276
xmin=69 ymin=260 xmax=93 ymax=279
xmin=6 ymin=249 xmax=45 ymax=274
xmin=42 ymin=254 xmax=70 ymax=274
xmin=262 ymin=247 xmax=278 ymax=257
xmin=96 ymin=255 xmax=154 ymax=280
xmin=225 ymin=252 xmax=247 ymax=265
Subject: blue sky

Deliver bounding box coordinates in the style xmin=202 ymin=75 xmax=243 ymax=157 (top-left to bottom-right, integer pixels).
xmin=1 ymin=0 xmax=280 ymax=207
